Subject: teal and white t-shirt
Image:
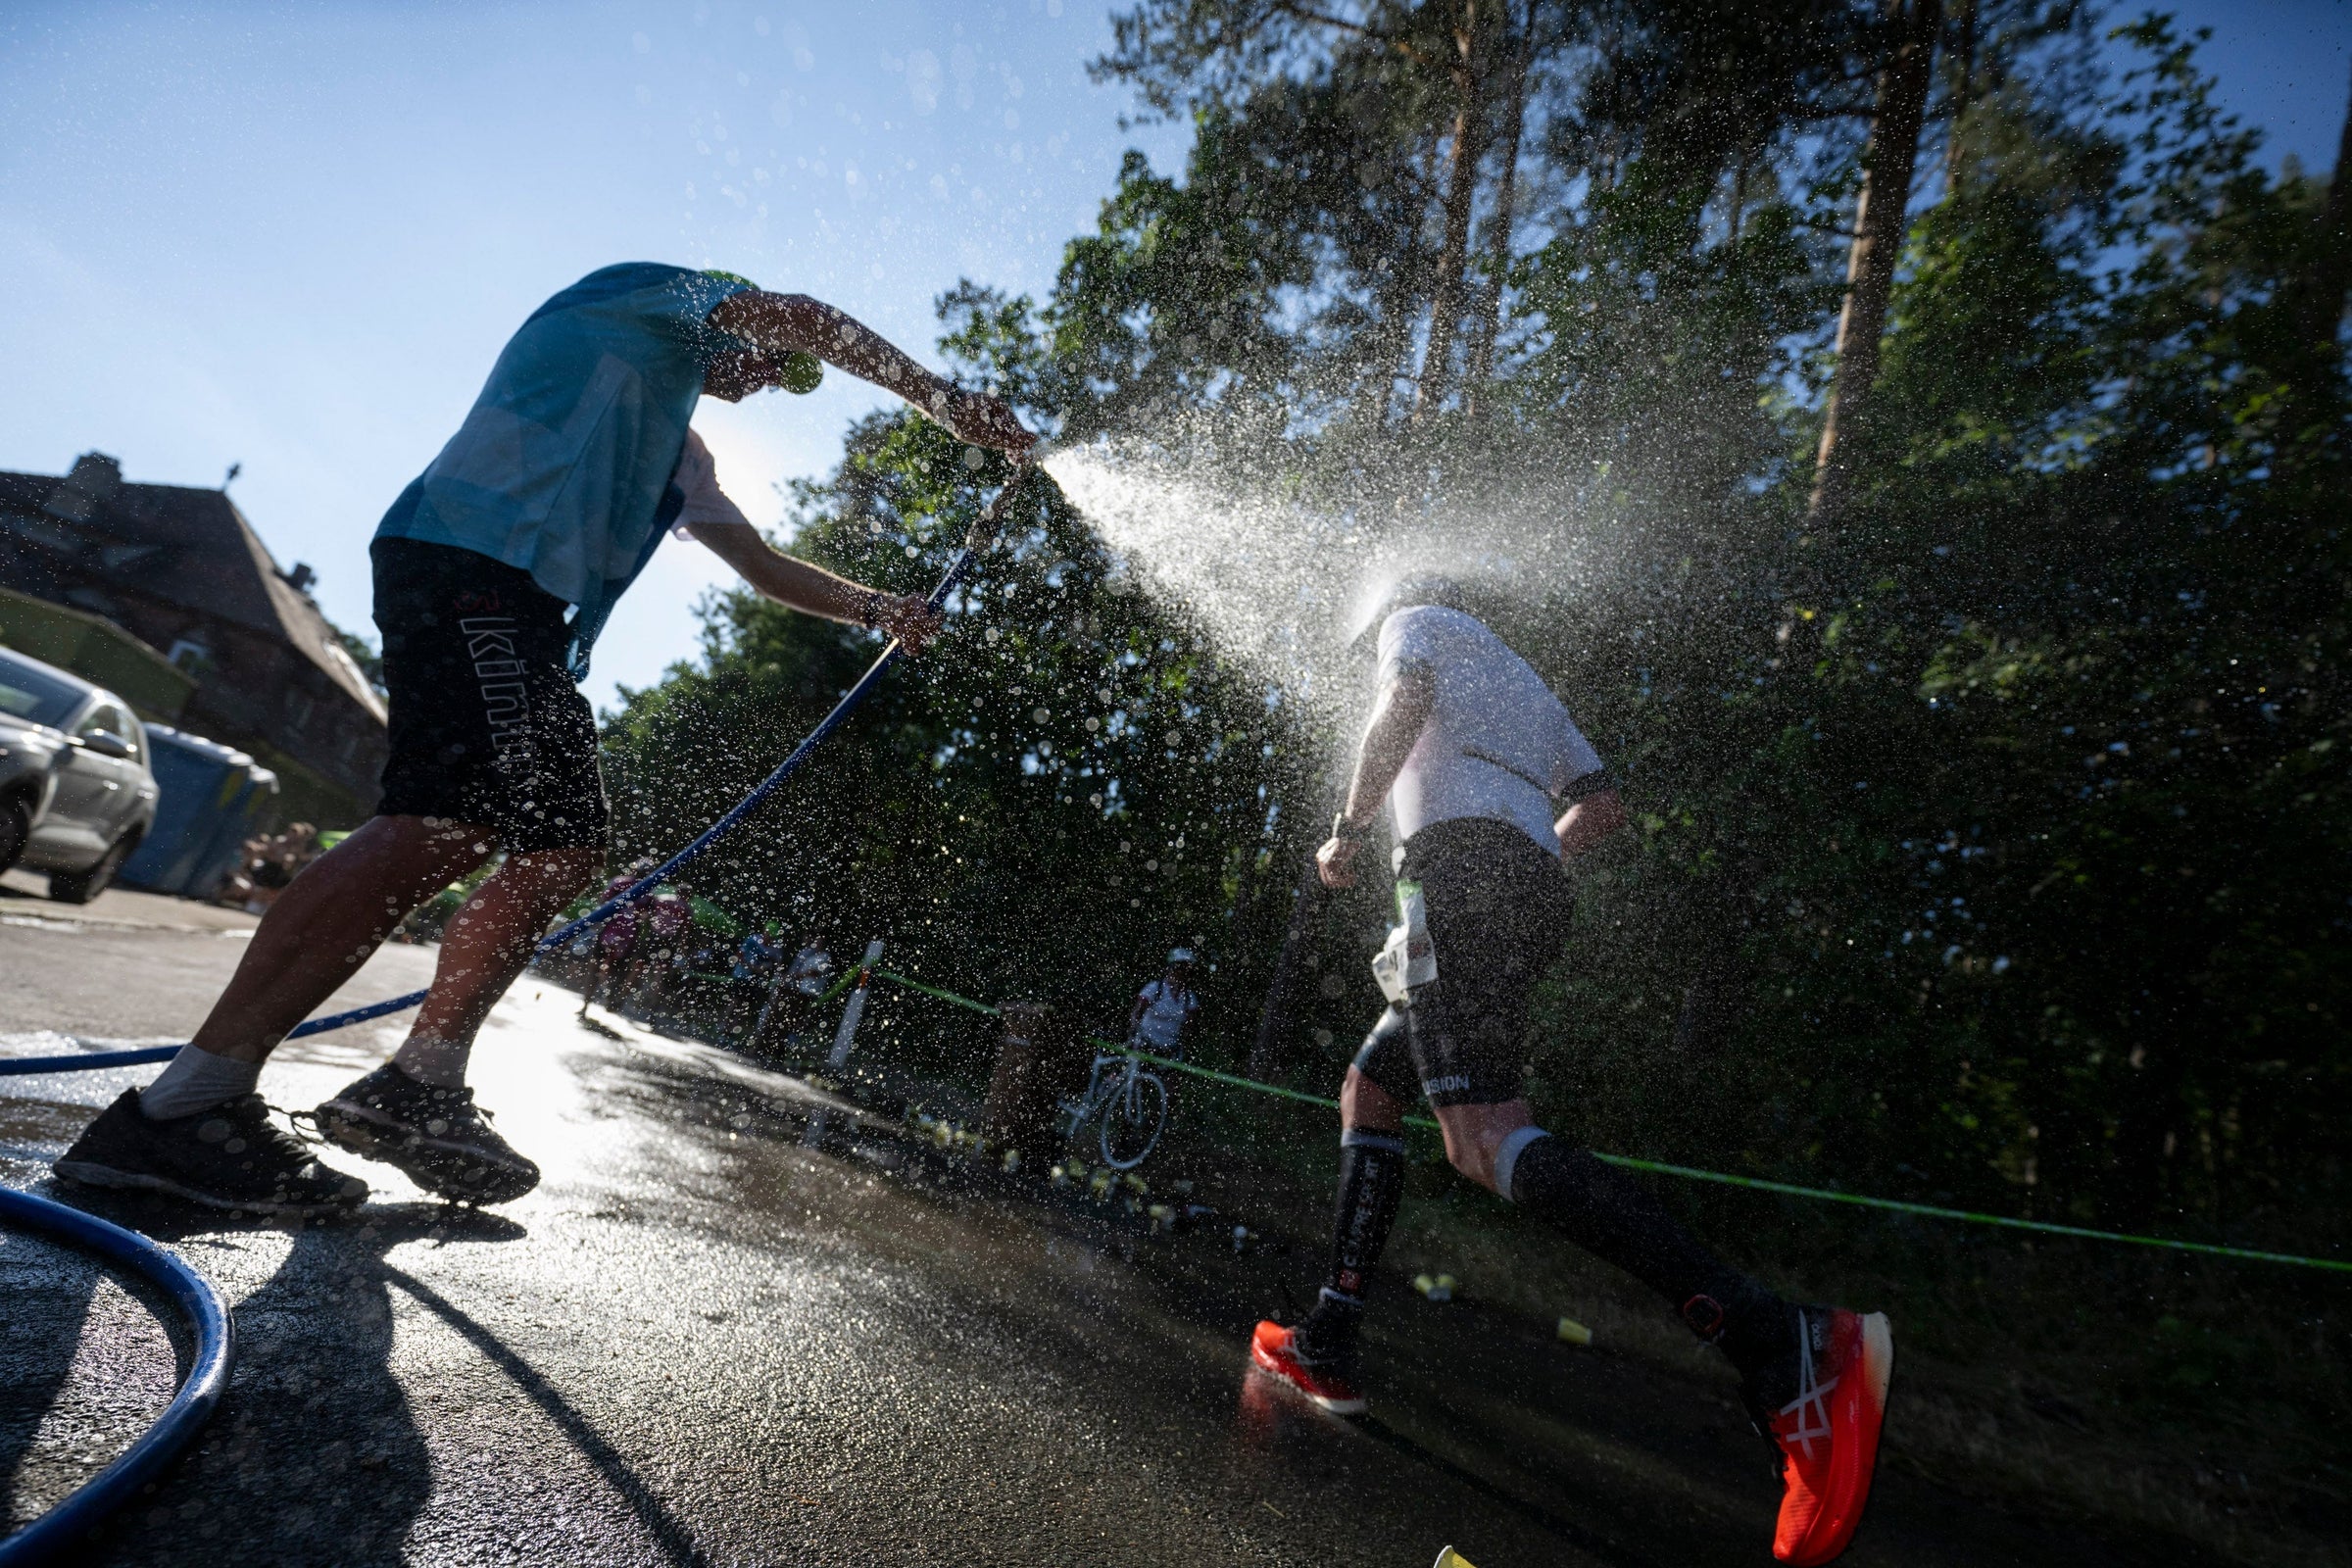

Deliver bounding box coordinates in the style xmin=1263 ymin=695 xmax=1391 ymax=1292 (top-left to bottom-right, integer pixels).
xmin=374 ymin=263 xmax=758 ymax=677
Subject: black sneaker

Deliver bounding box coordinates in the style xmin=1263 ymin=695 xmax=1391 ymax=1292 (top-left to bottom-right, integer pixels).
xmin=312 ymin=1063 xmax=540 ymax=1204
xmin=55 ymin=1089 xmax=369 ymax=1216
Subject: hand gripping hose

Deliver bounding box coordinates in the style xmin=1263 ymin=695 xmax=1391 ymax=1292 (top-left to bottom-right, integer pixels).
xmin=0 ymin=463 xmax=1035 ymax=1080
xmin=0 ymin=1186 xmax=235 ymax=1566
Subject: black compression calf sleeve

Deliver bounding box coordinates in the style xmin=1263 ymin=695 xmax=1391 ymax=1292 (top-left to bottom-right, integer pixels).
xmin=1329 ymin=1129 xmax=1406 ymax=1295
xmin=1499 ymin=1130 xmax=1794 ymax=1378
xmin=1300 ymin=1129 xmax=1406 ymax=1361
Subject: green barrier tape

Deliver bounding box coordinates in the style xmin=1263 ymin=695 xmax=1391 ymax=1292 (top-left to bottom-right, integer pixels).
xmin=1110 ymin=1043 xmax=1410 ymax=1117
xmin=674 ymin=967 xmax=858 ymax=997
xmin=874 ymin=970 xmax=998 ymax=1014
xmin=1588 ymin=1155 xmax=2352 ymax=1274
xmin=858 ymin=967 xmax=2352 ymax=1275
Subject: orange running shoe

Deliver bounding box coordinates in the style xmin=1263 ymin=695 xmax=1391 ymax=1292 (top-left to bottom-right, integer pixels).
xmin=1760 ymin=1307 xmax=1894 ymax=1565
xmin=1250 ymin=1320 xmax=1367 ymax=1415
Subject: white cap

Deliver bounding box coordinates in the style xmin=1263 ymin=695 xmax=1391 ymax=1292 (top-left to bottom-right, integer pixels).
xmin=1168 ymin=948 xmax=1195 ymax=963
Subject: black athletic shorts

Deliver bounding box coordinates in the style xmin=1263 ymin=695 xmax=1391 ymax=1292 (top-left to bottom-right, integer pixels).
xmin=1352 ymin=816 xmax=1574 ymax=1108
xmin=371 ymin=537 xmax=608 ymax=855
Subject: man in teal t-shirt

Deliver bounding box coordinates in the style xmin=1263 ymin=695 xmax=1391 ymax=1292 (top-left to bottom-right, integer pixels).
xmin=55 ymin=265 xmax=1034 ymax=1215
xmin=375 ymin=265 xmax=807 ymax=673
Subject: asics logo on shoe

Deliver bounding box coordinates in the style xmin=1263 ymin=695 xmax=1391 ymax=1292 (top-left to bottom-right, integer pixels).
xmin=1780 ymin=1330 xmax=1839 ymax=1462
xmin=1760 ymin=1306 xmax=1893 ymax=1566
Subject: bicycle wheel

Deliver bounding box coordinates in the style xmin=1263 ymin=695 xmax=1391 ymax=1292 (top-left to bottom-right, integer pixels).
xmin=1099 ymin=1069 xmax=1167 ymax=1169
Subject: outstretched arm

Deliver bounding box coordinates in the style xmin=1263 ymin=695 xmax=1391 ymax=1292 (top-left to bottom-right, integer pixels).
xmin=683 ymin=518 xmax=944 ymax=655
xmin=1554 ymin=788 xmax=1628 ymax=859
xmin=707 ymin=291 xmax=1035 ymax=453
xmin=1315 ymin=664 xmax=1436 ymax=889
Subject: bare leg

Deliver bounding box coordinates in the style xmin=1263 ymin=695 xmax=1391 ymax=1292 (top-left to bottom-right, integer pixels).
xmin=191 ymin=815 xmax=494 ymax=1064
xmin=1428 ymin=1097 xmax=1539 ymax=1194
xmin=304 ymin=845 xmax=597 ymax=1203
xmin=399 ymin=846 xmax=602 ymax=1056
xmin=1340 ymin=1064 xmax=1406 ymax=1137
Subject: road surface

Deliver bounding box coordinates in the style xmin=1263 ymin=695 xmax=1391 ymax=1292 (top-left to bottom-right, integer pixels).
xmin=1 ymin=910 xmax=2204 ymax=1566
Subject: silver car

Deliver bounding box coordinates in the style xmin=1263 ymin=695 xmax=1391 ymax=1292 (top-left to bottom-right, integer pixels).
xmin=0 ymin=647 xmax=161 ymax=903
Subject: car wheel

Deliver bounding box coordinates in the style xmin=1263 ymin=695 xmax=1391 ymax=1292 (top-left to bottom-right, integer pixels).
xmin=0 ymin=797 xmax=28 ymax=876
xmin=49 ymin=830 xmax=135 ymax=905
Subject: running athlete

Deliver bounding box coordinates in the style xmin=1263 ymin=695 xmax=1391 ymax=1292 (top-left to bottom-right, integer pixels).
xmin=1248 ymin=576 xmax=1892 ymax=1567
xmin=56 ymin=263 xmax=1034 ymax=1215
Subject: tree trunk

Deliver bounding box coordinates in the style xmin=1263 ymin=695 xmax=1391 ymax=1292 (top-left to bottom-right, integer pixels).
xmin=1464 ymin=0 xmax=1532 ymax=414
xmin=1414 ymin=0 xmax=1489 ymax=421
xmin=1804 ymin=0 xmax=1942 ymax=530
xmin=1249 ymin=855 xmax=1332 ymax=1082
xmin=2291 ymin=59 xmax=2352 ymax=396
xmin=1944 ymin=0 xmax=1979 ymax=190
xmin=1385 ymin=311 xmax=1422 ymax=429
xmin=1728 ymin=142 xmax=1751 ymax=248
xmin=1382 ymin=137 xmax=1446 ymax=431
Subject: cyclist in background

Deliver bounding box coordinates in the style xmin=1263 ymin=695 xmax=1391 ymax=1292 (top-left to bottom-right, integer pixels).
xmin=1127 ymin=948 xmax=1200 ymax=1061
xmin=785 ymin=931 xmax=836 ymax=1002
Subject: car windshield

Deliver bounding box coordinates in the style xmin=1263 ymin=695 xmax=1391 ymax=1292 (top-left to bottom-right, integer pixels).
xmin=0 ymin=652 xmax=84 ymax=729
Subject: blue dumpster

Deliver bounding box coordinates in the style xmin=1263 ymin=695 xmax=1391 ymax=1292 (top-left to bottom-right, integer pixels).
xmin=118 ymin=726 xmax=280 ymax=900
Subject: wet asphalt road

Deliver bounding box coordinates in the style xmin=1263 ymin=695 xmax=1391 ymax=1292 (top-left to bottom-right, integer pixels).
xmin=3 ymin=913 xmax=2183 ymax=1567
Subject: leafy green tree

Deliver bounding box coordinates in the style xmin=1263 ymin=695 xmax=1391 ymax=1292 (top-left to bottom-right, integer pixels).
xmin=601 ymin=8 xmax=2352 ymax=1263
xmin=601 ymin=414 xmax=1321 ymax=1070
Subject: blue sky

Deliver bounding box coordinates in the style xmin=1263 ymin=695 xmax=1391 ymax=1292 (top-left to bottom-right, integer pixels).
xmin=1 ymin=1 xmax=2345 ymax=710
xmin=0 ymin=1 xmax=1188 ymax=705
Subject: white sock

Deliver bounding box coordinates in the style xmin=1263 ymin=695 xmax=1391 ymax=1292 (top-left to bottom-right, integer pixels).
xmin=390 ymin=1033 xmax=471 ymax=1089
xmin=140 ymin=1045 xmax=262 ymax=1120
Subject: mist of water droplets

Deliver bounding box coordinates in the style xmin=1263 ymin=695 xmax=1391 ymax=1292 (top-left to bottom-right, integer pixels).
xmin=1042 ymin=430 xmax=1625 ymax=729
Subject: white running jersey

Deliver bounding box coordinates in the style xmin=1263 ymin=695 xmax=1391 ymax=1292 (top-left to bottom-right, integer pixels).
xmin=1133 ymin=979 xmax=1199 ymax=1051
xmin=1377 ymin=605 xmax=1605 ymax=853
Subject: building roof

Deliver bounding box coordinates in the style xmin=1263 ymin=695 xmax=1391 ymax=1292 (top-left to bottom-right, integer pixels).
xmin=0 ymin=457 xmax=386 ymax=723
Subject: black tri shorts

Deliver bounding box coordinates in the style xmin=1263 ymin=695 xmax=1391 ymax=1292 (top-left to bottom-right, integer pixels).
xmin=1352 ymin=816 xmax=1574 ymax=1108
xmin=370 ymin=537 xmax=608 ymax=855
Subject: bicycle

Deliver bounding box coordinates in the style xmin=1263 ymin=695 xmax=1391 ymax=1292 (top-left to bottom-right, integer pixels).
xmin=1061 ymin=1045 xmax=1169 ymax=1170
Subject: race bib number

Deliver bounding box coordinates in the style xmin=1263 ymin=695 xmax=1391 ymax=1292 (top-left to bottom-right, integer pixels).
xmin=1369 ymin=877 xmax=1439 ymax=1004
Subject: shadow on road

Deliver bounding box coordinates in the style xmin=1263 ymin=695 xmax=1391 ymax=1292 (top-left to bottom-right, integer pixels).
xmin=5 ymin=1188 xmax=526 ymax=1563
xmin=0 ymin=1213 xmax=136 ymax=1532
xmin=380 ymin=1263 xmax=707 ymax=1568
xmin=1350 ymin=1413 xmax=1660 ymax=1568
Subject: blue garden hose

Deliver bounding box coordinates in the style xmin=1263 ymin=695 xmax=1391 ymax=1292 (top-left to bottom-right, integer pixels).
xmin=0 ymin=1185 xmax=234 ymax=1566
xmin=0 ymin=1047 xmax=179 ymax=1078
xmin=0 ymin=465 xmax=1034 ymax=1080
